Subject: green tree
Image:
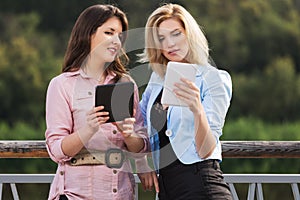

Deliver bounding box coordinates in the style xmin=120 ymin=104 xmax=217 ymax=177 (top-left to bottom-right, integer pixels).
xmin=0 ymin=12 xmax=61 ymax=126
xmin=181 ymin=0 xmax=300 ymax=73
xmin=230 ymin=57 xmax=300 ymax=122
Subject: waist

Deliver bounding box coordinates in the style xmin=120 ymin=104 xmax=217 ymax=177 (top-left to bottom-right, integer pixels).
xmin=67 ymin=148 xmax=125 ymax=169
xmin=159 ymin=159 xmax=220 ymax=174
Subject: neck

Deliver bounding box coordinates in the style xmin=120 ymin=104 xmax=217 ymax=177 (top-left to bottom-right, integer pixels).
xmin=83 ymin=60 xmax=107 ymax=83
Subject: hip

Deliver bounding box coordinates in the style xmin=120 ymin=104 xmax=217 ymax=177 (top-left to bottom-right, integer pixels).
xmin=158 ymin=159 xmax=232 ymax=200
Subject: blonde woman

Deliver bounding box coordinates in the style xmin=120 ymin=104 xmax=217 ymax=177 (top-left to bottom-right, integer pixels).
xmin=138 ymin=3 xmax=233 ymax=200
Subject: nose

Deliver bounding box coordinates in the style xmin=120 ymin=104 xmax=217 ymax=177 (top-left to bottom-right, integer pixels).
xmin=112 ymin=34 xmax=121 ymax=46
xmin=164 ymin=36 xmax=175 ymax=48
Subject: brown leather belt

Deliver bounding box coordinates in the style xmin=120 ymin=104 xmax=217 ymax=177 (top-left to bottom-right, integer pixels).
xmin=68 ymin=148 xmax=125 ymax=168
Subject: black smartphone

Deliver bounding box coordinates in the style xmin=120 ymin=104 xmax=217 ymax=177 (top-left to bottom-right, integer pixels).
xmin=95 ymin=82 xmax=134 ymax=123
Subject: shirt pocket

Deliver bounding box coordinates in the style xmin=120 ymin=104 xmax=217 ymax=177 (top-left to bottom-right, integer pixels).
xmin=73 ymin=90 xmax=94 ymax=112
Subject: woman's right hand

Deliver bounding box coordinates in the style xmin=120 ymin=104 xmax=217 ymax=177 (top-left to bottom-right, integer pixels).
xmin=138 ymin=171 xmax=159 ymax=193
xmin=85 ymin=106 xmax=109 ymax=135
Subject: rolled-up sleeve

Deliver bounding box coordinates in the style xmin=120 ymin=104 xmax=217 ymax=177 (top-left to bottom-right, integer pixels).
xmin=201 ymin=69 xmax=232 ymax=139
xmin=45 ymin=76 xmax=73 ymax=163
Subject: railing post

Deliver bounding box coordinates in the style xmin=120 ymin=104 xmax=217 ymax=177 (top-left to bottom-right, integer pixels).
xmin=0 ymin=183 xmax=2 ymax=200
xmin=247 ymin=183 xmax=256 ymax=200
xmin=135 ymin=183 xmax=138 ymax=200
xmin=10 ymin=183 xmax=19 ymax=200
xmin=256 ymin=183 xmax=264 ymax=200
xmin=291 ymin=183 xmax=300 ymax=200
xmin=134 ymin=174 xmax=139 ymax=200
xmin=228 ymin=183 xmax=239 ymax=200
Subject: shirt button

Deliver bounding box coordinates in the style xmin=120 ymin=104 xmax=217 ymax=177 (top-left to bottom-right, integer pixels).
xmin=113 ymin=170 xmax=118 ymax=174
xmin=59 ymin=171 xmax=64 ymax=175
xmin=165 ymin=129 xmax=172 ymax=137
xmin=70 ymin=158 xmax=77 ymax=164
xmin=88 ymin=91 xmax=92 ymax=95
xmin=113 ymin=188 xmax=117 ymax=193
xmin=113 ymin=130 xmax=117 ymax=134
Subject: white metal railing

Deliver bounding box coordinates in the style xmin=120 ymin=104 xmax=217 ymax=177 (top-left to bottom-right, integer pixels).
xmin=225 ymin=174 xmax=300 ymax=200
xmin=0 ymin=174 xmax=299 ymax=200
xmin=1 ymin=140 xmax=299 ymax=199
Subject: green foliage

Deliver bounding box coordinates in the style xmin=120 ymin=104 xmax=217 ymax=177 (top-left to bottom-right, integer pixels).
xmin=229 ymin=57 xmax=300 ymax=122
xmin=223 ymin=117 xmax=300 ymax=140
xmin=183 ymin=0 xmax=300 ymax=73
xmin=0 ymin=0 xmax=299 ymax=125
xmin=0 ymin=121 xmax=45 ymax=140
xmin=0 ymin=12 xmax=61 ymax=126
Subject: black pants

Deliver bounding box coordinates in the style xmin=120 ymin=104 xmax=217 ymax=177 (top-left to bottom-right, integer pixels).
xmin=59 ymin=195 xmax=68 ymax=200
xmin=158 ymin=159 xmax=233 ymax=200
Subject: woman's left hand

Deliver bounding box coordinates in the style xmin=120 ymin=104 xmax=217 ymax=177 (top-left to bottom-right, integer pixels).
xmin=113 ymin=117 xmax=136 ymax=138
xmin=174 ymin=78 xmax=201 ymax=114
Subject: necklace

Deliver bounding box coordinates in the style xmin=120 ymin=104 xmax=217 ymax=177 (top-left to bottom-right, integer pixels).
xmin=82 ymin=66 xmax=106 ymax=83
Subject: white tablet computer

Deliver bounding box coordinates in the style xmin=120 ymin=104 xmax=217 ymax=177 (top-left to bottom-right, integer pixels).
xmin=161 ymin=61 xmax=197 ymax=106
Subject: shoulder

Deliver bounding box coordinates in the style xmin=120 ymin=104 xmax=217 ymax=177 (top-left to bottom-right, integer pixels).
xmin=50 ymin=71 xmax=80 ymax=82
xmin=140 ymin=72 xmax=162 ymax=99
xmin=197 ymin=65 xmax=231 ymax=84
xmin=149 ymin=71 xmax=163 ymax=84
xmin=119 ymin=74 xmax=139 ymax=90
xmin=47 ymin=71 xmax=80 ymax=92
xmin=120 ymin=74 xmax=136 ymax=83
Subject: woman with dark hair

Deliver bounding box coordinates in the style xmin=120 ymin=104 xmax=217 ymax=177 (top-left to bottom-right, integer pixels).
xmin=45 ymin=4 xmax=148 ymax=200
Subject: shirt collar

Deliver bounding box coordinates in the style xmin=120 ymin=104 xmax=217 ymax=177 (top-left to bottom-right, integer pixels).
xmin=73 ymin=68 xmax=117 ymax=83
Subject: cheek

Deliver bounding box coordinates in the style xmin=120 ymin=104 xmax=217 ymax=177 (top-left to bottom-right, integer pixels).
xmin=180 ymin=40 xmax=189 ymax=55
xmin=178 ymin=36 xmax=188 ymax=47
xmin=91 ymin=33 xmax=109 ymax=51
xmin=161 ymin=50 xmax=169 ymax=60
xmin=91 ymin=38 xmax=101 ymax=51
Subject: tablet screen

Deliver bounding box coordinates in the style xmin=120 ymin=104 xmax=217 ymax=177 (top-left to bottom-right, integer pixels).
xmin=95 ymin=82 xmax=134 ymax=123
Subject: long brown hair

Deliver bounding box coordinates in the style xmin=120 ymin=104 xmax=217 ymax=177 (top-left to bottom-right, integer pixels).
xmin=62 ymin=4 xmax=129 ymax=80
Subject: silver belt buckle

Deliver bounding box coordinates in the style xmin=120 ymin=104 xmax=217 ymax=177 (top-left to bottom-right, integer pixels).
xmin=105 ymin=148 xmax=125 ymax=168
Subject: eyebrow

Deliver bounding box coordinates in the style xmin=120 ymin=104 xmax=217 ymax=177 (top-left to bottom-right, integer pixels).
xmin=158 ymin=28 xmax=180 ymax=36
xmin=107 ymin=27 xmax=123 ymax=33
xmin=107 ymin=27 xmax=115 ymax=32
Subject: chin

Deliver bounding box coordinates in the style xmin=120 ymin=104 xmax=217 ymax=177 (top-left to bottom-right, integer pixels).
xmin=104 ymin=57 xmax=117 ymax=63
xmin=165 ymin=55 xmax=186 ymax=62
xmin=169 ymin=57 xmax=185 ymax=63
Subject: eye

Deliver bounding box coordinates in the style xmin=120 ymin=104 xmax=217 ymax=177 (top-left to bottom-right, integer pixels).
xmin=158 ymin=36 xmax=165 ymax=42
xmin=172 ymin=31 xmax=181 ymax=37
xmin=104 ymin=31 xmax=113 ymax=35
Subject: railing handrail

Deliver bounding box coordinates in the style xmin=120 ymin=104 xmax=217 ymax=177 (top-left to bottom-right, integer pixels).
xmin=1 ymin=173 xmax=300 ymax=184
xmin=0 ymin=140 xmax=300 ymax=158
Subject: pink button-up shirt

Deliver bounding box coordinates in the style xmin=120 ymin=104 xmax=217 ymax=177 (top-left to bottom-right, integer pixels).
xmin=45 ymin=69 xmax=148 ymax=200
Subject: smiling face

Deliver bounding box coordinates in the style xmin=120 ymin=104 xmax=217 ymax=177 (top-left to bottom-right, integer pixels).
xmin=90 ymin=16 xmax=123 ymax=64
xmin=158 ymin=18 xmax=189 ymax=63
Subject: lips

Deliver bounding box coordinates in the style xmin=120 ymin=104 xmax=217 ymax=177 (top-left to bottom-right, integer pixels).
xmin=107 ymin=47 xmax=118 ymax=54
xmin=168 ymin=49 xmax=179 ymax=55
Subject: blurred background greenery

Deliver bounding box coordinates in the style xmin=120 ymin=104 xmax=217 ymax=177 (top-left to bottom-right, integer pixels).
xmin=0 ymin=0 xmax=299 ymax=199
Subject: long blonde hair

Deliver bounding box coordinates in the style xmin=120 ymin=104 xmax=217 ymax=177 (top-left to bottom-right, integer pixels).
xmin=139 ymin=3 xmax=209 ymax=77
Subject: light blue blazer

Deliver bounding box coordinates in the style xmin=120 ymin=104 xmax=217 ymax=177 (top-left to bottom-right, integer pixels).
xmin=139 ymin=64 xmax=232 ymax=171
